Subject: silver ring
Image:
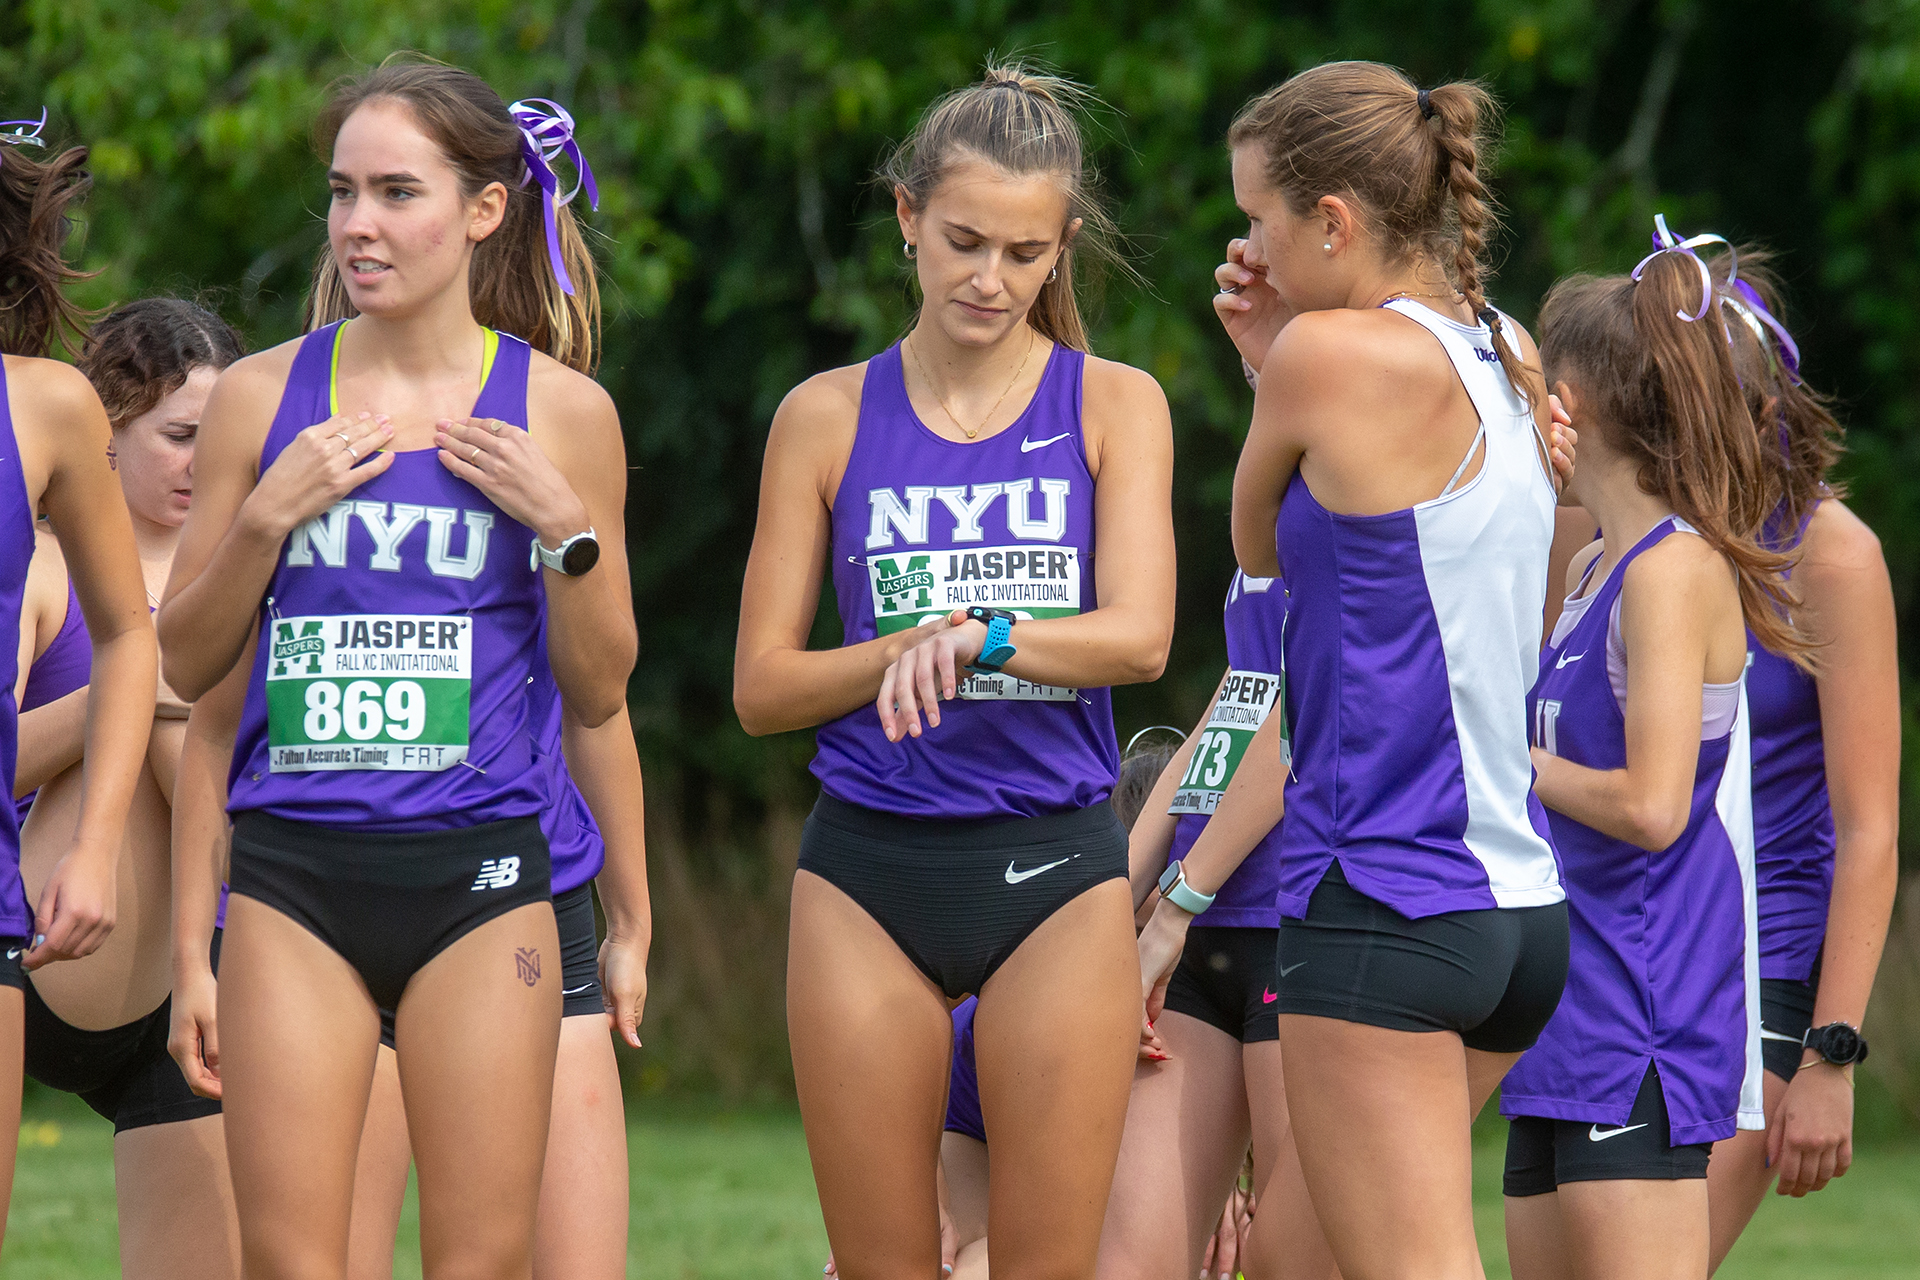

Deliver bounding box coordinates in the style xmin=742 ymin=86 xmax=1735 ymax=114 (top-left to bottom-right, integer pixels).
xmin=469 ymin=444 xmax=483 ymax=463
xmin=341 ymin=439 xmax=358 ymax=461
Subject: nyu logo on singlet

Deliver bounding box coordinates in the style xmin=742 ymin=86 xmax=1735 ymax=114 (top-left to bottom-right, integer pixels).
xmin=285 ymin=500 xmax=495 ymax=579
xmin=864 ymin=482 xmax=1080 ymax=702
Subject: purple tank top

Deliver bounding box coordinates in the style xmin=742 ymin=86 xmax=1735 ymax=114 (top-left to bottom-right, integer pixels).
xmin=17 ymin=575 xmax=88 ymax=824
xmin=810 ymin=342 xmax=1117 ymax=820
xmin=0 ymin=361 xmax=38 ymax=935
xmin=1748 ymin=506 xmax=1832 ymax=982
xmin=1274 ymin=303 xmax=1561 ymax=920
xmin=526 ymin=637 xmax=604 ymax=894
xmin=229 ymin=323 xmax=546 ymax=831
xmin=1165 ymin=571 xmax=1286 ymax=928
xmin=1502 ymin=519 xmax=1764 ymax=1145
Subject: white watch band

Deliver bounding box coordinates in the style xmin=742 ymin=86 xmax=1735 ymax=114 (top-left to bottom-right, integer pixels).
xmin=531 ymin=528 xmax=596 ymax=572
xmin=1158 ymin=861 xmax=1216 ymax=915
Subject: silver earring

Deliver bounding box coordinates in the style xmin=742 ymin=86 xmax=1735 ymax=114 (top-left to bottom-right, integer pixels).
xmin=904 ymin=242 xmax=916 ymax=259
xmin=1324 ymin=243 xmax=1333 ymax=252
xmin=1048 ymin=266 xmax=1058 ymax=283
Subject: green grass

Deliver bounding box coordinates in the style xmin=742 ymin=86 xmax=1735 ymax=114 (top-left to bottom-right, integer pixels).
xmin=7 ymin=1086 xmax=1918 ymax=1278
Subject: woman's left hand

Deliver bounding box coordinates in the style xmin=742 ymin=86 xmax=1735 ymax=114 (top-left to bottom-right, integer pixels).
xmin=1770 ymin=1061 xmax=1855 ymax=1196
xmin=435 ymin=416 xmax=591 ymax=546
xmin=599 ymin=930 xmax=650 ymax=1050
xmin=1136 ymin=899 xmax=1192 ymax=1061
xmin=876 ymin=614 xmax=980 ymax=742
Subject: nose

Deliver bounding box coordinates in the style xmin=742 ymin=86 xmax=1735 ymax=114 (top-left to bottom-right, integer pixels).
xmin=970 ymin=248 xmax=1007 ymax=300
xmin=336 ymin=193 xmax=378 ymax=245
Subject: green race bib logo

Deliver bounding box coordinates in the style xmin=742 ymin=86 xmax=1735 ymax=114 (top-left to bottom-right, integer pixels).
xmin=265 ymin=613 xmax=473 ymax=772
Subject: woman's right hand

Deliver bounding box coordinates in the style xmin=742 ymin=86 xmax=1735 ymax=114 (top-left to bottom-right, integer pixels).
xmin=167 ymin=960 xmax=222 ymax=1099
xmin=1213 ymin=239 xmax=1293 ymax=370
xmin=1136 ymin=898 xmax=1192 ymax=1061
xmin=241 ymin=412 xmax=395 ymax=540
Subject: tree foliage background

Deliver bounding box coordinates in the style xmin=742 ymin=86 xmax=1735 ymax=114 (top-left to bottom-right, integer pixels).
xmin=8 ymin=0 xmax=1920 ymax=1103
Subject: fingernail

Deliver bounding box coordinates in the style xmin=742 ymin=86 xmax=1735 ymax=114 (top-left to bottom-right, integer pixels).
xmin=33 ymin=934 xmax=44 ymax=947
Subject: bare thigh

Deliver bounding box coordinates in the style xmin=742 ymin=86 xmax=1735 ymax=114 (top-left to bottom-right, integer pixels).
xmin=977 ymin=879 xmax=1139 ymax=1280
xmin=0 ymin=986 xmax=20 ymax=1254
xmin=219 ymin=896 xmax=383 ymax=1280
xmin=1096 ymin=1010 xmax=1250 ymax=1280
xmin=347 ymin=1045 xmax=412 ymax=1280
xmin=115 ymin=1114 xmax=241 ymax=1280
xmin=943 ymin=1130 xmax=990 ymax=1279
xmin=533 ymin=1015 xmax=629 ymax=1280
xmin=1705 ymin=1070 xmax=1788 ymax=1273
xmin=1278 ymin=1015 xmax=1484 ymax=1280
xmin=1241 ymin=1039 xmax=1339 ymax=1280
xmin=394 ymin=901 xmax=562 ymax=1280
xmin=787 ymin=870 xmax=954 ymax=1280
xmin=1556 ymin=1178 xmax=1708 ymax=1280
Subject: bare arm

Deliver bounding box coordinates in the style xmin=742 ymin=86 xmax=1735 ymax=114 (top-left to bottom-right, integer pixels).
xmin=160 ymin=349 xmax=395 ymax=700
xmin=13 ymin=533 xmax=87 ymax=796
xmin=733 ymin=368 xmax=949 ymax=736
xmin=563 ymin=703 xmax=650 ymax=1048
xmin=437 ymin=360 xmax=635 ymax=726
xmin=11 ymin=359 xmax=157 ymax=967
xmin=1158 ymin=708 xmax=1290 ymax=900
xmin=1126 ymin=684 xmax=1218 ymax=911
xmin=1768 ymin=501 xmax=1901 ymax=1196
xmin=1531 ymin=541 xmax=1739 ymax=850
xmin=877 ymin=359 xmax=1175 ymax=740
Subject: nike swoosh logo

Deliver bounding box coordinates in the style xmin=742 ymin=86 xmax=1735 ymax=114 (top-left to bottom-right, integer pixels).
xmin=1556 ymin=651 xmax=1585 ymax=669
xmin=1760 ymin=1027 xmax=1803 ymax=1042
xmin=1587 ymin=1123 xmax=1649 ymax=1142
xmin=561 ymin=983 xmax=596 ymax=996
xmin=1278 ymin=962 xmax=1307 ymax=978
xmin=1005 ymin=856 xmax=1071 ymax=885
xmin=1020 ymin=432 xmax=1071 ymax=453
xmin=1261 ymin=988 xmax=1278 ymax=1004
xmin=4 ymin=949 xmax=19 ymax=961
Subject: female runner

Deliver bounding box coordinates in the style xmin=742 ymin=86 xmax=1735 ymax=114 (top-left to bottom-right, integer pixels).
xmin=1223 ymin=64 xmax=1569 ymax=1279
xmin=16 ymin=298 xmax=243 ymax=1277
xmin=734 ymin=64 xmax=1175 ymax=1280
xmin=1110 ymin=570 xmax=1335 ymax=1280
xmin=157 ymin=58 xmax=633 ymax=1279
xmin=1499 ymin=231 xmax=1799 ymax=1280
xmin=343 ymin=693 xmax=650 ymax=1280
xmin=1700 ymin=258 xmax=1899 ymax=1267
xmin=0 ymin=112 xmax=160 ymax=1247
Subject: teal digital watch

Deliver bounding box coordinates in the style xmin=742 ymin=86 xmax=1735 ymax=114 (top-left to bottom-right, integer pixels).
xmin=963 ymin=606 xmax=1018 ymax=674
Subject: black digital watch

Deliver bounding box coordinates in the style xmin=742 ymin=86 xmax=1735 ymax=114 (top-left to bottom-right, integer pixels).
xmin=1803 ymin=1022 xmax=1869 ymax=1067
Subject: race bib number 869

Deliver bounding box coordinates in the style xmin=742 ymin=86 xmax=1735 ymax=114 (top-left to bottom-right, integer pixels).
xmin=266 ymin=614 xmax=472 ymax=772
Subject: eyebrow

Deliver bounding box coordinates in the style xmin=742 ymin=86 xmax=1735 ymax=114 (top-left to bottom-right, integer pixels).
xmin=943 ymin=219 xmax=1054 ymax=249
xmin=326 ymin=169 xmax=425 ymax=186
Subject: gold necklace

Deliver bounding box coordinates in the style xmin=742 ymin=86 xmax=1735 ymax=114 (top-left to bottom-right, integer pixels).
xmin=907 ymin=331 xmax=1037 ymax=440
xmin=1381 ymin=287 xmax=1462 ymax=305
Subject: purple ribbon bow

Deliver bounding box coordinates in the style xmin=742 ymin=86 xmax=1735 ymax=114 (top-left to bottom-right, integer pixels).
xmin=0 ymin=108 xmax=48 ymax=168
xmin=509 ymin=98 xmax=599 ymax=297
xmin=1724 ymin=278 xmax=1803 ymax=385
xmin=1630 ymin=213 xmax=1732 ymax=322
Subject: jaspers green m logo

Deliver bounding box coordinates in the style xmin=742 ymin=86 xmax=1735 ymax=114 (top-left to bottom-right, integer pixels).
xmin=873 ymin=555 xmax=934 ymax=614
xmin=271 ymin=620 xmax=326 ymax=677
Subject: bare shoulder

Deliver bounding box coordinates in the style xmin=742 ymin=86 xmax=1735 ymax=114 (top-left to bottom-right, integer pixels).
xmin=526 ymin=350 xmax=617 ymax=423
xmin=1081 ymin=352 xmax=1168 ymax=413
xmin=205 ymin=339 xmax=302 ymax=418
xmin=1565 ymin=538 xmax=1604 ymax=597
xmin=1801 ymin=497 xmax=1886 ymax=572
xmin=1628 ymin=528 xmax=1736 ymax=597
xmin=1265 ymin=308 xmax=1457 ymax=403
xmin=2 ymin=354 xmax=104 ymax=422
xmin=767 ymin=362 xmax=865 ymax=457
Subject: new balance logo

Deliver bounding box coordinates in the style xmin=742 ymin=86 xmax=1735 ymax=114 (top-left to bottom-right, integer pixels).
xmin=471 ymin=857 xmax=521 ymax=891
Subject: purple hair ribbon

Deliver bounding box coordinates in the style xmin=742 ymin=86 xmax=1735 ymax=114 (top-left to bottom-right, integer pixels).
xmin=1724 ymin=278 xmax=1803 ymax=385
xmin=508 ymin=98 xmax=599 ymax=297
xmin=0 ymin=108 xmax=48 ymax=168
xmin=1630 ymin=213 xmax=1732 ymax=322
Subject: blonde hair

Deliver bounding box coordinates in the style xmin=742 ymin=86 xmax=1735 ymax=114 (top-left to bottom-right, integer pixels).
xmin=304 ymin=54 xmax=601 ymax=374
xmin=879 ymin=61 xmax=1126 ymax=352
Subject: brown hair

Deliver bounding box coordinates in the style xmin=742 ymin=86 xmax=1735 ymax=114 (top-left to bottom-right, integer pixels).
xmin=1228 ymin=63 xmax=1534 ymax=405
xmin=1112 ymin=734 xmax=1181 ymax=833
xmin=1539 ymin=252 xmax=1812 ymax=665
xmin=879 ymin=61 xmax=1126 ymax=353
xmin=1711 ymin=249 xmax=1844 ymax=539
xmin=77 ymin=297 xmax=246 ymax=430
xmin=0 ymin=134 xmax=94 ymax=359
xmin=305 ymin=55 xmax=600 ymax=373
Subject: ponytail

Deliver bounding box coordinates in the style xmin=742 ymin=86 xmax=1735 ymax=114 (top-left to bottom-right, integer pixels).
xmin=1539 ymin=245 xmax=1813 ymax=666
xmin=0 ymin=111 xmax=94 ymax=359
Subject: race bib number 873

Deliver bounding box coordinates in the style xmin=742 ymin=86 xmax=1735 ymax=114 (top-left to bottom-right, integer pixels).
xmin=266 ymin=614 xmax=472 ymax=772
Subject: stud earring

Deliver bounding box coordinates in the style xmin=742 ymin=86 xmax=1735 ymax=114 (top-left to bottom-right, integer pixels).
xmin=1324 ymin=243 xmax=1333 ymax=252
xmin=904 ymin=242 xmax=916 ymax=259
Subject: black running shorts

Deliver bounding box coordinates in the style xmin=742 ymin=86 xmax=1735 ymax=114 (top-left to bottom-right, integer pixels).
xmin=1760 ymin=977 xmax=1816 ymax=1083
xmin=1504 ymin=1063 xmax=1711 ymax=1194
xmin=21 ymin=930 xmax=224 ymax=1133
xmin=1272 ymin=861 xmax=1569 ymax=1053
xmin=230 ymin=812 xmax=553 ymax=1012
xmin=798 ymin=794 xmax=1128 ymax=999
xmin=1163 ymin=925 xmax=1280 ymax=1043
xmin=0 ymin=936 xmax=23 ymax=990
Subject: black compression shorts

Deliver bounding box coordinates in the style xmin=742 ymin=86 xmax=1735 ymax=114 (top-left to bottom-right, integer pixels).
xmin=1163 ymin=925 xmax=1280 ymax=1043
xmin=1504 ymin=1063 xmax=1711 ymax=1194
